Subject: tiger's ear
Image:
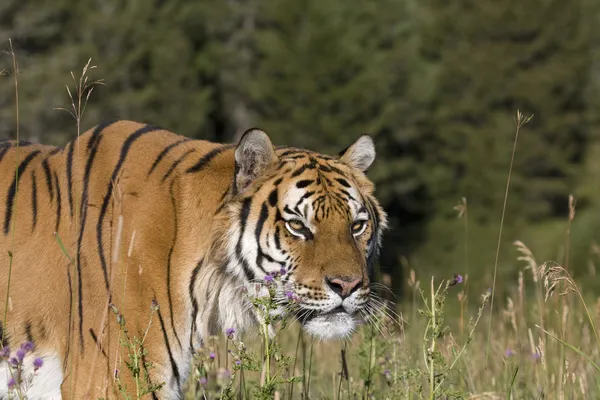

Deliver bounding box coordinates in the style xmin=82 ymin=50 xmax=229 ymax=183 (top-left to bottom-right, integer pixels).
xmin=234 ymin=128 xmax=277 ymax=194
xmin=338 ymin=135 xmax=376 ymax=172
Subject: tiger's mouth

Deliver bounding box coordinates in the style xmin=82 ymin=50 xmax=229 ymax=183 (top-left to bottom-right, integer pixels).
xmin=296 ymin=306 xmax=359 ymax=340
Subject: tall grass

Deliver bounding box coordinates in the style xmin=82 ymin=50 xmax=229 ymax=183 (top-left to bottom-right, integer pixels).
xmin=3 ymin=48 xmax=600 ymax=400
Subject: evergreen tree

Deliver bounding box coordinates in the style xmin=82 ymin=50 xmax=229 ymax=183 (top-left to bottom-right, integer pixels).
xmin=416 ymin=0 xmax=594 ymax=280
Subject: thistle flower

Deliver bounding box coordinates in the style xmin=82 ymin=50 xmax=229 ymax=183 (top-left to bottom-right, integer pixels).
xmin=9 ymin=357 xmax=18 ymax=367
xmin=279 ymin=267 xmax=287 ymax=276
xmin=209 ymin=352 xmax=216 ymax=360
xmin=21 ymin=341 xmax=34 ymax=353
xmin=505 ymin=349 xmax=515 ymax=357
xmin=264 ymin=274 xmax=274 ymax=284
xmin=225 ymin=328 xmax=235 ymax=338
xmin=449 ymin=274 xmax=464 ymax=286
xmin=199 ymin=376 xmax=208 ymax=386
xmin=7 ymin=377 xmax=15 ymax=390
xmin=33 ymin=357 xmax=43 ymax=370
xmin=0 ymin=346 xmax=9 ymax=359
xmin=16 ymin=349 xmax=25 ymax=362
xmin=285 ymin=290 xmax=302 ymax=304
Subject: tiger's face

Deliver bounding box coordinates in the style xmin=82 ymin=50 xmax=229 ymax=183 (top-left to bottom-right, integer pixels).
xmin=226 ymin=130 xmax=387 ymax=340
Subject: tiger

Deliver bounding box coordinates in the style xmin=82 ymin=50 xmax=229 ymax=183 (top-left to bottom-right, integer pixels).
xmin=0 ymin=120 xmax=387 ymax=399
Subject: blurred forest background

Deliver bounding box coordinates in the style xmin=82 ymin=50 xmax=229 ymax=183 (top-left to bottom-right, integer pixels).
xmin=2 ymin=0 xmax=600 ymax=303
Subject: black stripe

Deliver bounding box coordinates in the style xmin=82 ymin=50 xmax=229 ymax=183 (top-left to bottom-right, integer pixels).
xmin=185 ymin=144 xmax=235 ymax=173
xmin=3 ymin=150 xmax=41 ymax=234
xmin=365 ymin=197 xmax=381 ymax=273
xmin=188 ymin=259 xmax=203 ymax=353
xmin=0 ymin=144 xmax=10 ymax=165
xmin=291 ymin=163 xmax=316 ymax=178
xmin=254 ymin=203 xmax=271 ymax=271
xmin=235 ymin=198 xmax=256 ymax=281
xmin=31 ymin=170 xmax=38 ymax=231
xmin=166 ymin=181 xmax=183 ymax=350
xmin=295 ymin=179 xmax=313 ymax=189
xmin=162 ymin=149 xmax=195 ymax=183
xmin=42 ymin=157 xmax=54 ymax=202
xmin=97 ymin=125 xmax=163 ymax=295
xmin=335 ymin=178 xmax=351 ymax=188
xmin=63 ymin=267 xmax=73 ymax=371
xmin=25 ymin=321 xmax=34 ymax=346
xmin=66 ymin=141 xmax=74 ymax=218
xmin=89 ymin=329 xmax=108 ymax=358
xmin=54 ymin=172 xmax=62 ymax=233
xmin=328 ymin=164 xmax=347 ymax=177
xmin=278 ymin=149 xmax=302 ymax=157
xmin=268 ymin=189 xmax=278 ymax=207
xmin=141 ymin=351 xmax=160 ymax=400
xmin=274 ymin=226 xmax=281 ymax=250
xmin=295 ymin=191 xmax=315 ymax=209
xmin=148 ymin=138 xmax=191 ymax=176
xmin=157 ymin=306 xmax=180 ymax=384
xmin=255 ymin=203 xmax=269 ymax=246
xmin=0 ymin=321 xmax=5 ymax=347
xmin=76 ymin=121 xmax=114 ymax=354
xmin=213 ymin=188 xmax=231 ymax=215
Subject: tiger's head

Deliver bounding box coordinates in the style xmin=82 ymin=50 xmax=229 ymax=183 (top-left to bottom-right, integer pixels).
xmin=219 ymin=129 xmax=387 ymax=340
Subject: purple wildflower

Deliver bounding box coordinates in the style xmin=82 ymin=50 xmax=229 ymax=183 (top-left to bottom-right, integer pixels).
xmin=33 ymin=357 xmax=44 ymax=370
xmin=9 ymin=357 xmax=18 ymax=367
xmin=209 ymin=352 xmax=216 ymax=360
xmin=16 ymin=349 xmax=25 ymax=362
xmin=264 ymin=275 xmax=274 ymax=284
xmin=0 ymin=346 xmax=9 ymax=359
xmin=7 ymin=377 xmax=15 ymax=390
xmin=199 ymin=376 xmax=208 ymax=385
xmin=225 ymin=328 xmax=235 ymax=338
xmin=449 ymin=274 xmax=464 ymax=286
xmin=532 ymin=352 xmax=541 ymax=361
xmin=280 ymin=267 xmax=287 ymax=276
xmin=150 ymin=299 xmax=160 ymax=312
xmin=235 ymin=359 xmax=242 ymax=366
xmin=285 ymin=290 xmax=302 ymax=304
xmin=21 ymin=341 xmax=34 ymax=353
xmin=505 ymin=349 xmax=515 ymax=357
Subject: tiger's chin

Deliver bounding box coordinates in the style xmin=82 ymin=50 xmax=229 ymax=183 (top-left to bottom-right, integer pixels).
xmin=301 ymin=309 xmax=358 ymax=340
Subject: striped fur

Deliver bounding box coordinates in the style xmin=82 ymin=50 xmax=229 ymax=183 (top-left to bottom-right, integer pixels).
xmin=0 ymin=121 xmax=387 ymax=399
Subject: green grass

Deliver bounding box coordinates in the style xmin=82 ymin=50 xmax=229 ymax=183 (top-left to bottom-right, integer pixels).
xmin=4 ymin=45 xmax=600 ymax=400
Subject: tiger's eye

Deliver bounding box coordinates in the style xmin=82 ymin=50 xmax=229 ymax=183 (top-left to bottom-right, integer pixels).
xmin=351 ymin=220 xmax=367 ymax=236
xmin=288 ymin=220 xmax=305 ymax=231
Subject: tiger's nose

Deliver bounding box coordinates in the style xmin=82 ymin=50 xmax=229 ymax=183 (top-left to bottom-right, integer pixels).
xmin=325 ymin=276 xmax=363 ymax=299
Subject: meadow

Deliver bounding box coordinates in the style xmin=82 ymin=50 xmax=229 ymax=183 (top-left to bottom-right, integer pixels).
xmin=2 ymin=44 xmax=600 ymax=400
